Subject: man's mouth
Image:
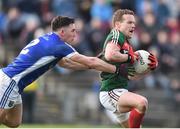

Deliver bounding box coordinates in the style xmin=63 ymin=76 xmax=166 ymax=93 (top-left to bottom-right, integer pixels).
xmin=129 ymin=30 xmax=134 ymax=33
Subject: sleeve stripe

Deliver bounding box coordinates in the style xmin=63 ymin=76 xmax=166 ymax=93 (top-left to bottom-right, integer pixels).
xmin=65 ymin=52 xmax=79 ymax=58
xmin=65 ymin=42 xmax=77 ymax=52
xmin=115 ymin=29 xmax=119 ymax=45
xmin=112 ymin=29 xmax=119 ymax=45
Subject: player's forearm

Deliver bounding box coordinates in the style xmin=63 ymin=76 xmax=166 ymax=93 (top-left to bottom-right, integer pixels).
xmin=70 ymin=54 xmax=116 ymax=73
xmin=70 ymin=62 xmax=89 ymax=70
xmin=87 ymin=57 xmax=116 ymax=73
xmin=65 ymin=62 xmax=89 ymax=70
xmin=105 ymin=51 xmax=128 ymax=63
xmin=58 ymin=58 xmax=89 ymax=70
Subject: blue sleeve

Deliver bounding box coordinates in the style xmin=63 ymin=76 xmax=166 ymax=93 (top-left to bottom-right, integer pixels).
xmin=54 ymin=43 xmax=77 ymax=58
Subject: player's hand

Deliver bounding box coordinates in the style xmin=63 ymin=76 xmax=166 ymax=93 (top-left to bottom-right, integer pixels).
xmin=127 ymin=46 xmax=139 ymax=64
xmin=115 ymin=64 xmax=135 ymax=78
xmin=148 ymin=53 xmax=158 ymax=70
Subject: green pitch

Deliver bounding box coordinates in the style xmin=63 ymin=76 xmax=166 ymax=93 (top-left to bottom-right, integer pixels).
xmin=0 ymin=124 xmax=119 ymax=128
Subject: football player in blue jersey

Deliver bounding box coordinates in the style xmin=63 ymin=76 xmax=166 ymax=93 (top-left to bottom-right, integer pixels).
xmin=0 ymin=16 xmax=123 ymax=127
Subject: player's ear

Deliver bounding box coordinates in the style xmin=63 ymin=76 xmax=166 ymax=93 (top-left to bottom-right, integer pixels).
xmin=58 ymin=28 xmax=65 ymax=36
xmin=115 ymin=21 xmax=121 ymax=29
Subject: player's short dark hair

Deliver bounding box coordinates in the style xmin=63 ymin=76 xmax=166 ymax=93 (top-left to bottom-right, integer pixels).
xmin=112 ymin=9 xmax=134 ymax=27
xmin=51 ymin=16 xmax=75 ymax=31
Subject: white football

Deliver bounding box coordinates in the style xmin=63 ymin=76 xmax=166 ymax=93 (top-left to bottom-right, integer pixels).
xmin=133 ymin=50 xmax=151 ymax=74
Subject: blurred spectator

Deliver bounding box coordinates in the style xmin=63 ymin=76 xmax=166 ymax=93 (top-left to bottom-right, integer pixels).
xmin=17 ymin=0 xmax=41 ymax=15
xmin=170 ymin=79 xmax=180 ymax=109
xmin=169 ymin=32 xmax=180 ymax=71
xmin=5 ymin=7 xmax=25 ymax=61
xmin=156 ymin=29 xmax=177 ymax=73
xmin=0 ymin=11 xmax=8 ymax=36
xmin=157 ymin=0 xmax=170 ymax=25
xmin=90 ymin=0 xmax=113 ymax=24
xmin=73 ymin=18 xmax=93 ymax=56
xmin=90 ymin=0 xmax=113 ymax=35
xmin=137 ymin=30 xmax=152 ymax=51
xmin=163 ymin=0 xmax=180 ymax=18
xmin=135 ymin=0 xmax=158 ymax=18
xmin=119 ymin=0 xmax=136 ymax=12
xmin=88 ymin=0 xmax=113 ymax=55
xmin=138 ymin=12 xmax=161 ymax=43
xmin=39 ymin=0 xmax=54 ymax=27
xmin=166 ymin=17 xmax=179 ymax=33
xmin=86 ymin=19 xmax=107 ymax=55
xmin=6 ymin=7 xmax=24 ymax=39
xmin=77 ymin=0 xmax=92 ymax=22
xmin=21 ymin=14 xmax=40 ymax=44
xmin=1 ymin=0 xmax=19 ymax=11
xmin=52 ymin=0 xmax=79 ymax=18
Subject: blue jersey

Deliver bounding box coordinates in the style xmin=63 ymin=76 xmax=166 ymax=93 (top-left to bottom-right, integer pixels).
xmin=2 ymin=32 xmax=77 ymax=93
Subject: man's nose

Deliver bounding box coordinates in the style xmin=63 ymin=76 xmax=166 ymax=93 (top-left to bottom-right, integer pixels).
xmin=132 ymin=23 xmax=135 ymax=28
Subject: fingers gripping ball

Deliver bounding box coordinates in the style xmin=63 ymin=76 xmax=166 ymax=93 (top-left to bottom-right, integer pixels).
xmin=133 ymin=50 xmax=151 ymax=74
xmin=148 ymin=53 xmax=158 ymax=70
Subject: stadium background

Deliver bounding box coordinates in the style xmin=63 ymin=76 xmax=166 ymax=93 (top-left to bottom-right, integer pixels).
xmin=0 ymin=0 xmax=179 ymax=128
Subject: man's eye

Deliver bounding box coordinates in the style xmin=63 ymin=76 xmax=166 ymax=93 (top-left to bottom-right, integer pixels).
xmin=72 ymin=29 xmax=76 ymax=32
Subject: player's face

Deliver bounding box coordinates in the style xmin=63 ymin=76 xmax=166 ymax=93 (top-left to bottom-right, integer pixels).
xmin=118 ymin=14 xmax=136 ymax=39
xmin=63 ymin=23 xmax=77 ymax=44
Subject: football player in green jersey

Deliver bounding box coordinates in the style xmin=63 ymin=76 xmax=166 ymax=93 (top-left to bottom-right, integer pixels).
xmin=98 ymin=9 xmax=158 ymax=128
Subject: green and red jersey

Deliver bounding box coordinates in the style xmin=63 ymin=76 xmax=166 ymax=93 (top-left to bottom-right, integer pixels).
xmin=99 ymin=29 xmax=133 ymax=91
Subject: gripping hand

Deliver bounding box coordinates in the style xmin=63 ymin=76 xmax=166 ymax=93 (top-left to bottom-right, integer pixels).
xmin=127 ymin=46 xmax=139 ymax=64
xmin=148 ymin=53 xmax=158 ymax=70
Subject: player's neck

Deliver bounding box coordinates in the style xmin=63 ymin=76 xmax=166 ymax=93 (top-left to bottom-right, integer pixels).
xmin=54 ymin=31 xmax=64 ymax=41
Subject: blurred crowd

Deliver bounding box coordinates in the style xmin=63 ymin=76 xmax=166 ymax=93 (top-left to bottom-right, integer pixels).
xmin=0 ymin=0 xmax=179 ymax=116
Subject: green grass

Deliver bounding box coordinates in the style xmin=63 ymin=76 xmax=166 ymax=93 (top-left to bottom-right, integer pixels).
xmin=0 ymin=124 xmax=119 ymax=128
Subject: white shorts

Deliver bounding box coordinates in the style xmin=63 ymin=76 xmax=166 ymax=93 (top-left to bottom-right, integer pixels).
xmin=0 ymin=70 xmax=22 ymax=109
xmin=99 ymin=89 xmax=130 ymax=123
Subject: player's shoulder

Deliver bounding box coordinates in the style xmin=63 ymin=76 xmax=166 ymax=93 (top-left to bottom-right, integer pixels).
xmin=40 ymin=32 xmax=60 ymax=42
xmin=28 ymin=32 xmax=64 ymax=54
xmin=108 ymin=29 xmax=125 ymax=45
xmin=38 ymin=32 xmax=66 ymax=48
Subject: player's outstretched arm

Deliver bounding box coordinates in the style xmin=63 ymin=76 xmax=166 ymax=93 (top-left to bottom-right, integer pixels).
xmin=69 ymin=53 xmax=116 ymax=73
xmin=58 ymin=57 xmax=89 ymax=70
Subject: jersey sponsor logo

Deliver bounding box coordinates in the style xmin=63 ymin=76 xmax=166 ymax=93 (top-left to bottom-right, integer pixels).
xmin=8 ymin=100 xmax=15 ymax=108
